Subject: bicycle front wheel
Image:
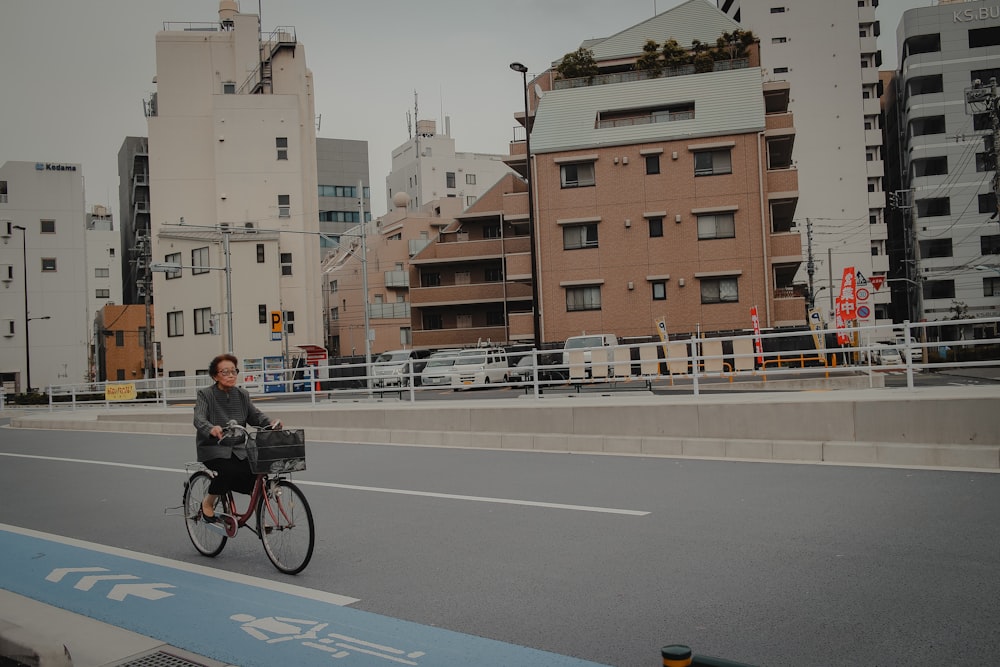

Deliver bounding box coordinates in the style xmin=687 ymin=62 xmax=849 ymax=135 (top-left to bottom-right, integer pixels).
xmin=183 ymin=471 xmax=227 ymax=557
xmin=257 ymin=479 xmax=314 ymax=574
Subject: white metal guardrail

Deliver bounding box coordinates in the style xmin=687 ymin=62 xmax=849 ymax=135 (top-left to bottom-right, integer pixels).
xmin=3 ymin=317 xmax=997 ymax=410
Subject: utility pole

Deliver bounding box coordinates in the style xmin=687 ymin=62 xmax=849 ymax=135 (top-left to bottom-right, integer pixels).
xmin=805 ymin=218 xmax=815 ymax=309
xmin=358 ymin=180 xmax=372 ymax=390
xmin=965 ymin=77 xmax=1000 ymax=220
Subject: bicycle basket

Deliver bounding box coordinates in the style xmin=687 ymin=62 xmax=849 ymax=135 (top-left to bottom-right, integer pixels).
xmin=247 ymin=429 xmax=306 ymax=474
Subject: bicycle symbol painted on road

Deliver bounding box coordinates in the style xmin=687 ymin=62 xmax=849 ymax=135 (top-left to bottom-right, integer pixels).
xmin=231 ymin=613 xmax=427 ymax=664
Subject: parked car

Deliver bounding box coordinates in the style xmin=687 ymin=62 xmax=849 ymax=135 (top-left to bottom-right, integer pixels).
xmin=451 ymin=347 xmax=509 ymax=388
xmin=419 ymin=349 xmax=463 ymax=388
xmin=871 ymin=343 xmax=903 ymax=366
xmin=510 ymin=353 xmax=569 ymax=383
xmin=371 ymin=349 xmax=431 ymax=388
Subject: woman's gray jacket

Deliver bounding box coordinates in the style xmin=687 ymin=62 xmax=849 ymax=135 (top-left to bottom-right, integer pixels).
xmin=193 ymin=384 xmax=271 ymax=462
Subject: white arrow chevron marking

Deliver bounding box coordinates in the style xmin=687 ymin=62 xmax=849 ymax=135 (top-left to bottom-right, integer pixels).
xmin=107 ymin=583 xmax=176 ymax=601
xmin=46 ymin=567 xmax=109 ymax=583
xmin=74 ymin=574 xmax=139 ymax=591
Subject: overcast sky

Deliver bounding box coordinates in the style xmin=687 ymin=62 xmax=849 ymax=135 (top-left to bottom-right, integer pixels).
xmin=1 ymin=0 xmax=927 ymax=217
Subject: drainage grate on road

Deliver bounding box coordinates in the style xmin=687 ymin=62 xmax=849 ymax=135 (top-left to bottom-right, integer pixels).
xmin=110 ymin=648 xmax=226 ymax=667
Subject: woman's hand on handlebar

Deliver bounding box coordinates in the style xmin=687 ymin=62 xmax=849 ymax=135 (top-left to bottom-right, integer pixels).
xmin=210 ymin=424 xmax=224 ymax=440
xmin=269 ymin=420 xmax=282 ymax=430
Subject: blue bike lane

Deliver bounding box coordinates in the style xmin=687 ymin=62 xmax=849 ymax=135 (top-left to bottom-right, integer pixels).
xmin=0 ymin=524 xmax=608 ymax=667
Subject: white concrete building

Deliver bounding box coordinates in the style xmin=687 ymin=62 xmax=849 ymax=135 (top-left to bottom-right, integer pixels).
xmin=386 ymin=118 xmax=514 ymax=214
xmin=721 ymin=0 xmax=891 ymax=326
xmin=85 ymin=204 xmax=123 ymax=381
xmin=888 ymin=0 xmax=1000 ymax=327
xmin=0 ymin=160 xmax=89 ymax=392
xmin=146 ymin=1 xmax=323 ymax=377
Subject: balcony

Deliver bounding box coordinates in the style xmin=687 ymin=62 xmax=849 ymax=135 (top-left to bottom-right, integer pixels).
xmin=384 ymin=270 xmax=409 ymax=288
xmin=413 ymin=326 xmax=507 ymax=349
xmin=769 ymin=232 xmax=804 ymax=260
xmin=368 ymin=302 xmax=410 ymax=319
xmin=410 ymin=238 xmax=504 ymax=264
xmin=772 ymin=294 xmax=807 ymax=324
xmin=553 ymin=58 xmax=750 ymax=91
xmin=766 ymin=168 xmax=798 ymax=194
xmin=410 ymin=281 xmax=532 ymax=306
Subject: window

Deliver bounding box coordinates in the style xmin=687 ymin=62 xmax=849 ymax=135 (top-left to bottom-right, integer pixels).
xmin=41 ymin=258 xmax=57 ymax=271
xmin=566 ymin=285 xmax=601 ymax=312
xmin=701 ymin=277 xmax=739 ymax=304
xmin=40 ymin=219 xmax=55 ymax=233
xmin=977 ymin=152 xmax=996 ymax=172
xmin=258 ymin=305 xmax=267 ymax=324
xmin=280 ymin=252 xmax=292 ymax=276
xmin=485 ymin=267 xmax=503 ymax=282
xmin=909 ymin=116 xmax=946 ymax=137
xmin=922 ymin=280 xmax=955 ymax=300
xmin=969 ymin=26 xmax=1000 ymax=49
xmin=694 ymin=149 xmax=732 ymax=176
xmin=421 ymin=272 xmax=441 ymax=287
xmin=4 ymin=319 xmax=13 ymax=336
xmin=598 ymin=103 xmax=694 ymax=128
xmin=256 ymin=243 xmax=265 ymax=263
xmin=911 ymin=157 xmax=947 ymax=177
xmin=223 ymin=81 xmax=236 ymax=94
xmin=276 ymin=137 xmax=288 ymax=160
xmin=771 ymin=6 xmax=786 ymax=12
xmin=164 ymin=252 xmax=181 ymax=279
xmin=95 ymin=267 xmax=109 ymax=278
xmin=329 ymin=279 xmax=338 ymax=292
xmin=697 ymin=212 xmax=736 ymax=239
xmin=319 ymin=211 xmax=361 ymax=223
xmin=652 ymin=281 xmax=666 ymax=301
xmin=167 ymin=311 xmax=184 ymax=337
xmin=194 ymin=307 xmax=212 ymax=335
xmin=772 ymin=37 xmax=787 ymax=44
xmin=466 ymin=196 xmax=476 ymax=207
xmin=446 ymin=172 xmax=456 ymax=188
xmin=904 ymin=33 xmax=940 ymax=57
xmin=907 ymin=74 xmax=943 ymax=96
xmin=115 ymin=331 xmax=124 ymax=347
xmin=645 ymin=154 xmax=660 ymax=175
xmin=192 ymin=246 xmax=209 ymax=275
xmin=466 ymin=173 xmax=476 ymax=185
xmin=483 ymin=224 xmax=501 ymax=239
xmin=919 ymin=239 xmax=952 ymax=258
xmin=916 ymin=198 xmax=950 ymax=217
xmin=985 ymin=277 xmax=1000 ymax=297
xmin=0 ymin=181 xmax=6 ymax=203
xmin=981 ymin=235 xmax=1000 ymax=255
xmin=486 ymin=311 xmax=505 ymax=326
xmin=648 ymin=217 xmax=663 ymax=238
xmin=96 ymin=288 xmax=110 ymax=299
xmin=330 ymin=307 xmax=339 ymax=321
xmin=278 ymin=194 xmax=290 ymax=218
xmin=980 ymin=193 xmax=997 ymax=214
xmin=423 ymin=313 xmax=443 ymax=330
xmin=563 ymin=223 xmax=599 ymax=250
xmin=773 ymin=66 xmax=789 ymax=74
xmin=284 ymin=310 xmax=295 ymax=335
xmin=560 ymin=162 xmax=596 ymax=188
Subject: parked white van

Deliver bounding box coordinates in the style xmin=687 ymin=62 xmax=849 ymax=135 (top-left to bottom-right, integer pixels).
xmin=561 ymin=334 xmax=618 ymax=379
xmin=451 ymin=347 xmax=509 ymax=388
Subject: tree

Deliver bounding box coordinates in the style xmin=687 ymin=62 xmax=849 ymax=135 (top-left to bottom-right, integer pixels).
xmin=556 ymin=47 xmax=599 ymax=81
xmin=661 ymin=38 xmax=688 ymax=70
xmin=635 ymin=39 xmax=663 ymax=77
xmin=714 ymin=29 xmax=758 ymax=61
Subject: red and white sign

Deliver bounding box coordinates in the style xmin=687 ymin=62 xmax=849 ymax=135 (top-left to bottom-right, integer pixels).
xmin=750 ymin=306 xmax=764 ymax=365
xmin=857 ymin=287 xmax=870 ymax=301
xmin=870 ymin=275 xmax=885 ymax=291
xmin=837 ymin=266 xmax=857 ymax=320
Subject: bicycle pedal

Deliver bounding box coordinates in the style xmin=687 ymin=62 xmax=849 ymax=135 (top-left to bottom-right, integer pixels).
xmin=217 ymin=513 xmax=239 ymax=538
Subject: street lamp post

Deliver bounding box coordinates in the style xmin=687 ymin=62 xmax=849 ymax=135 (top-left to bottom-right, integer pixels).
xmin=510 ymin=61 xmax=542 ymax=350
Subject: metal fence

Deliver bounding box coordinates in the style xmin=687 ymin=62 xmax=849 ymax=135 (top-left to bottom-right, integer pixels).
xmin=2 ymin=317 xmax=997 ymax=411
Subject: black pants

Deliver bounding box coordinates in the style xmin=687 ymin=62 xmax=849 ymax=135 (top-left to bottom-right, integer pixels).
xmin=204 ymin=454 xmax=256 ymax=496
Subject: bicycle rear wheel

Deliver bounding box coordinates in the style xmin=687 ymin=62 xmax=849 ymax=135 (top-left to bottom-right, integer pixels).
xmin=257 ymin=479 xmax=314 ymax=574
xmin=183 ymin=471 xmax=227 ymax=557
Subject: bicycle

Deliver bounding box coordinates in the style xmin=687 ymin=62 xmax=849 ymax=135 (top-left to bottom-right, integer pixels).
xmin=182 ymin=421 xmax=315 ymax=574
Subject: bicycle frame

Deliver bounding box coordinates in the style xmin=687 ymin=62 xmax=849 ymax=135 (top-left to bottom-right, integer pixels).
xmin=216 ymin=472 xmax=291 ymax=538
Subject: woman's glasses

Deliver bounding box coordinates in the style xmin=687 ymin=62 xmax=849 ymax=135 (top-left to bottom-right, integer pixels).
xmin=217 ymin=368 xmax=240 ymax=377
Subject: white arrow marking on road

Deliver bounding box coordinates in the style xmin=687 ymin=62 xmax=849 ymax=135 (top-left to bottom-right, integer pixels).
xmin=46 ymin=567 xmax=109 ymax=583
xmin=107 ymin=583 xmax=176 ymax=601
xmin=75 ymin=574 xmax=139 ymax=591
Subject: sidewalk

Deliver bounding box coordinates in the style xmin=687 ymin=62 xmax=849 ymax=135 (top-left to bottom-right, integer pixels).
xmin=0 ymin=589 xmax=229 ymax=667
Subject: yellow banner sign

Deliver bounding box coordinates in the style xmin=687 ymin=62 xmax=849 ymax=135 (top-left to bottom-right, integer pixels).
xmin=105 ymin=383 xmax=137 ymax=401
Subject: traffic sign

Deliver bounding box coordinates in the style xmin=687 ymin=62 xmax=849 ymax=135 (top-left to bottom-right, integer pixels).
xmin=270 ymin=310 xmax=282 ymax=334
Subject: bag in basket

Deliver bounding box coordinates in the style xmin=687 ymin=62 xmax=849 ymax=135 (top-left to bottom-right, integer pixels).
xmin=248 ymin=428 xmax=306 ymax=474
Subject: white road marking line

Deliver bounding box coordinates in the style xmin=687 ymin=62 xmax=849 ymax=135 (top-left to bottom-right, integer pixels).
xmin=0 ymin=452 xmax=650 ymax=516
xmin=1 ymin=522 xmax=359 ymax=606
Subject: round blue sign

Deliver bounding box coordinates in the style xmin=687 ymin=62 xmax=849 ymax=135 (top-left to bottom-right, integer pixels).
xmin=857 ymin=305 xmax=871 ymax=318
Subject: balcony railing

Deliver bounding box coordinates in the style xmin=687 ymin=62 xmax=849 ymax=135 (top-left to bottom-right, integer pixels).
xmin=553 ymin=58 xmax=749 ymax=91
xmin=368 ymin=302 xmax=410 ymax=319
xmin=384 ymin=270 xmax=409 ymax=288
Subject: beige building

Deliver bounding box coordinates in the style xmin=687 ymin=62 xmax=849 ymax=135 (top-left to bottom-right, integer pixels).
xmin=323 ymin=195 xmax=461 ymax=356
xmin=146 ymin=1 xmax=322 ymax=376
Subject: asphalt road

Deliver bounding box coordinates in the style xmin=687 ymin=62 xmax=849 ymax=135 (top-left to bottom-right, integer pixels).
xmin=1 ymin=427 xmax=999 ymax=666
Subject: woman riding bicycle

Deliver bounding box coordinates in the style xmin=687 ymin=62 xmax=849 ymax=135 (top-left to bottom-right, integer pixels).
xmin=193 ymin=353 xmax=280 ymax=525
